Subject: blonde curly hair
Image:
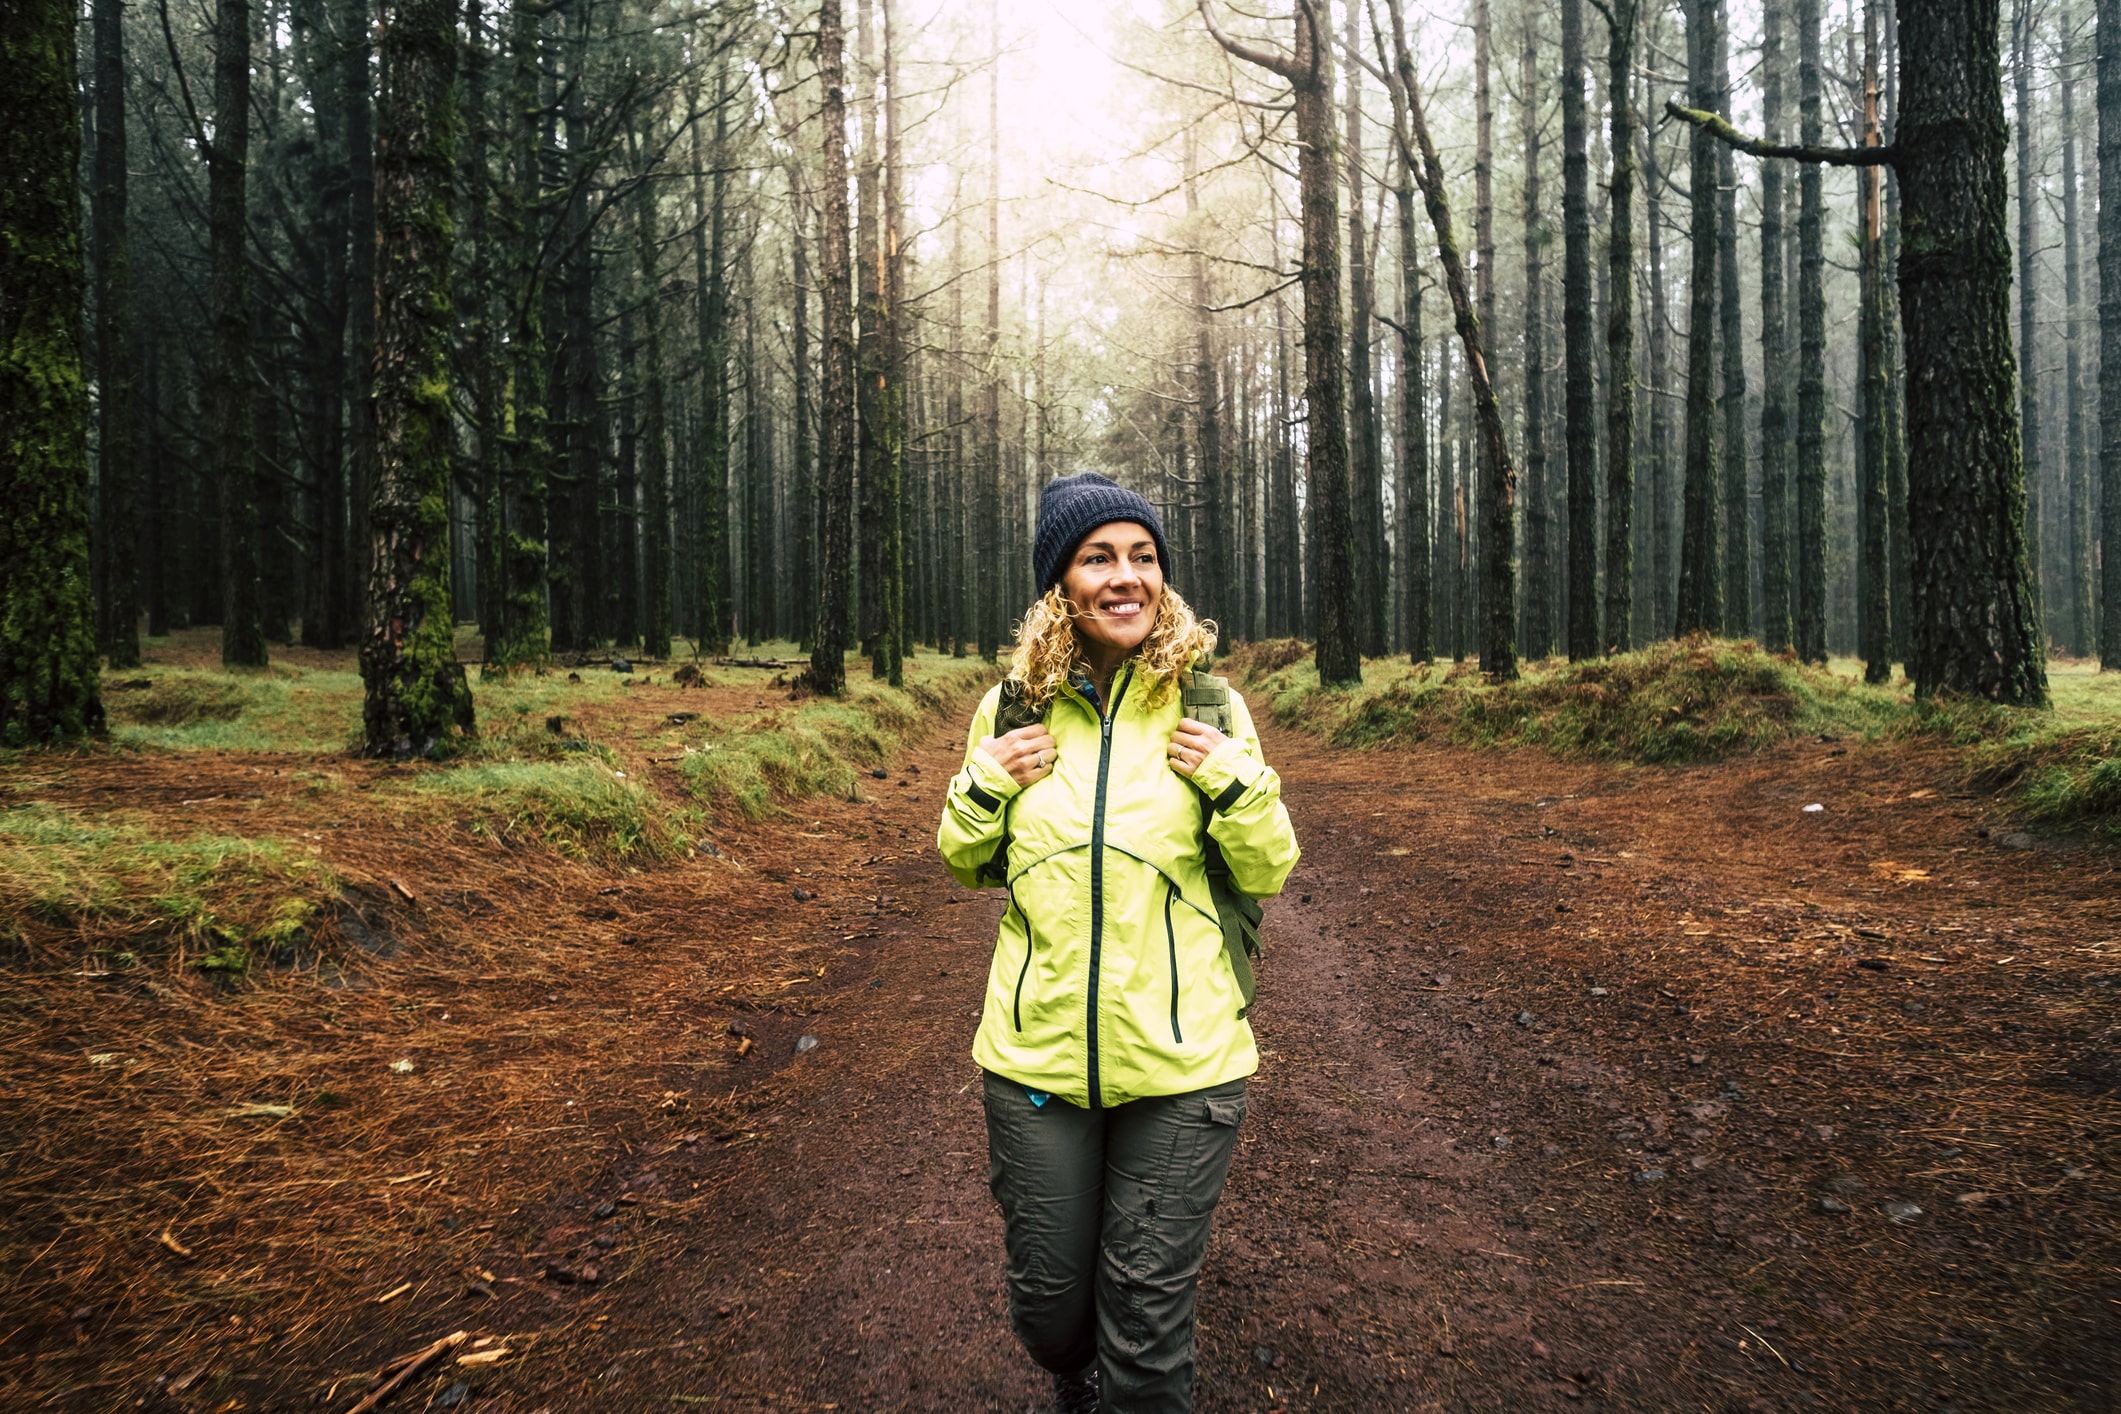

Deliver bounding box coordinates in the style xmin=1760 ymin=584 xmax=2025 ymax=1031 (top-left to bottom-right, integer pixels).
xmin=1006 ymin=583 xmax=1218 ymax=710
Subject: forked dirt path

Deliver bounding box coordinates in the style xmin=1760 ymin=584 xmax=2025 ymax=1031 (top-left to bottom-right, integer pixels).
xmin=7 ymin=707 xmax=2115 ymax=1412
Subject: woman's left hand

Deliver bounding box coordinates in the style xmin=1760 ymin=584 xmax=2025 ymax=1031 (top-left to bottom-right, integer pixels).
xmin=1166 ymin=718 xmax=1229 ymax=778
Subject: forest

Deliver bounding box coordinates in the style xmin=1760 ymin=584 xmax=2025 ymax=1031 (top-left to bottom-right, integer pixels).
xmin=2 ymin=0 xmax=2117 ymax=1408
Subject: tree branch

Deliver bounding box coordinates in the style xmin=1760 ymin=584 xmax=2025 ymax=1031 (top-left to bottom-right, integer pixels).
xmin=1662 ymin=101 xmax=1892 ymax=165
xmin=1197 ymin=0 xmax=1304 ymax=83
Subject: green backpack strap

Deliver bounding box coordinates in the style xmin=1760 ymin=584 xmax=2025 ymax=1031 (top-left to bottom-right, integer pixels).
xmin=977 ymin=679 xmax=1043 ymax=885
xmin=1181 ymin=665 xmax=1263 ymax=1017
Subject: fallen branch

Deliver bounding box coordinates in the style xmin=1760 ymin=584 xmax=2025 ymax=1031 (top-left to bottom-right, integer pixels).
xmin=344 ymin=1330 xmax=467 ymax=1413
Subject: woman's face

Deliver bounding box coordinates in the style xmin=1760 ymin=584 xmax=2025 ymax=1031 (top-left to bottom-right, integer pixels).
xmin=1060 ymin=520 xmax=1164 ymax=656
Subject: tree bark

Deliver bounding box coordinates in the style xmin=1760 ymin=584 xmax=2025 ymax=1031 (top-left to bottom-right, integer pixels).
xmin=2014 ymin=0 xmax=2046 ymax=623
xmin=212 ymin=0 xmax=266 ymax=666
xmin=1347 ymin=22 xmax=1386 ymax=657
xmin=1716 ymin=0 xmax=1751 ymax=631
xmin=2101 ymin=0 xmax=2121 ymax=666
xmin=1562 ymin=0 xmax=1599 ymax=656
xmin=345 ymin=0 xmax=376 ymax=644
xmin=362 ymin=0 xmax=474 ymax=755
xmin=93 ymin=0 xmax=138 ymax=668
xmin=1860 ymin=3 xmax=1893 ymax=681
xmin=1520 ymin=7 xmax=1549 ymax=659
xmin=879 ymin=0 xmax=907 ymax=679
xmin=695 ymin=58 xmax=733 ymax=656
xmin=1676 ymin=0 xmax=1724 ymax=635
xmin=1603 ymin=0 xmax=1638 ymax=653
xmin=2060 ymin=0 xmax=2095 ymax=655
xmin=978 ymin=0 xmax=1002 ymax=663
xmin=1 ymin=0 xmax=105 ymax=743
xmin=636 ymin=163 xmax=672 ymax=660
xmin=809 ymin=0 xmax=856 ymax=695
xmin=1795 ymin=0 xmax=1827 ymax=661
xmin=1644 ymin=54 xmax=1675 ymax=636
xmin=1759 ymin=0 xmax=1795 ymax=651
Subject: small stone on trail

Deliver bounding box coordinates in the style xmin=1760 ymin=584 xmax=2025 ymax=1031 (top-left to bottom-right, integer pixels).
xmin=1689 ymin=1053 xmax=1707 ymax=1066
xmin=592 ymin=1201 xmax=616 ymax=1220
xmin=1633 ymin=1168 xmax=1665 ymax=1185
xmin=611 ymin=658 xmax=633 ymax=673
xmin=1251 ymin=1345 xmax=1279 ymax=1368
xmin=871 ymin=768 xmax=888 ymax=780
xmin=1589 ymin=986 xmax=1608 ymax=997
xmin=1541 ymin=1143 xmax=1563 ymax=1157
xmin=1517 ymin=1011 xmax=1534 ymax=1027
xmin=1817 ymin=1197 xmax=1850 ymax=1214
xmin=1802 ymin=803 xmax=1824 ymax=813
xmin=792 ymin=887 xmax=812 ymax=901
xmin=1883 ymin=1201 xmax=1923 ymax=1223
xmin=795 ymin=1034 xmax=819 ymax=1055
xmin=1300 ymin=893 xmax=1312 ymax=904
xmin=1858 ymin=957 xmax=1890 ymax=971
xmin=1491 ymin=1134 xmax=1511 ymax=1150
xmin=433 ymin=1380 xmax=472 ymax=1408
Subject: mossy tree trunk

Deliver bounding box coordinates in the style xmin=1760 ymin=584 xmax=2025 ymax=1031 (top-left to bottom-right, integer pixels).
xmin=2013 ymin=0 xmax=2044 ymax=622
xmin=2100 ymin=0 xmax=2121 ymax=667
xmin=362 ymin=0 xmax=475 ymax=755
xmin=1 ymin=0 xmax=105 ymax=745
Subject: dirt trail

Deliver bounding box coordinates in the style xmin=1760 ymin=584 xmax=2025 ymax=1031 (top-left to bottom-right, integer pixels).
xmin=6 ymin=706 xmax=2115 ymax=1412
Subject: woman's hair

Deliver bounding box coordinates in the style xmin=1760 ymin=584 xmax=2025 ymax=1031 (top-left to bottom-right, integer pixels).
xmin=1006 ymin=583 xmax=1218 ymax=709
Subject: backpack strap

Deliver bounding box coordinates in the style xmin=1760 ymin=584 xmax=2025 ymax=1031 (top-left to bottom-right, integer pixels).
xmin=977 ymin=679 xmax=1043 ymax=885
xmin=1181 ymin=664 xmax=1263 ymax=1017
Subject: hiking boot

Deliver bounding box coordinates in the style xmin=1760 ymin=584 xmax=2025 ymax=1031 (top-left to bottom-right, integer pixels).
xmin=1051 ymin=1363 xmax=1100 ymax=1414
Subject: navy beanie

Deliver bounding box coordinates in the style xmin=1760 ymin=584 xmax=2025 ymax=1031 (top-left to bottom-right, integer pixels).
xmin=1032 ymin=472 xmax=1172 ymax=593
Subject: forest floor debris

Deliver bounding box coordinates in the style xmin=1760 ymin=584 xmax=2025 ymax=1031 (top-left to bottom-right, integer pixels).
xmin=0 ymin=636 xmax=2113 ymax=1410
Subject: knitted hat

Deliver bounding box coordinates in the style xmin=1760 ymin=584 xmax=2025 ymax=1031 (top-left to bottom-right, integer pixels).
xmin=1031 ymin=472 xmax=1172 ymax=593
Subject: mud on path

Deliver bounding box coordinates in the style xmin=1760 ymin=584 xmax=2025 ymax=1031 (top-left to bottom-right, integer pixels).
xmin=4 ymin=705 xmax=2116 ymax=1412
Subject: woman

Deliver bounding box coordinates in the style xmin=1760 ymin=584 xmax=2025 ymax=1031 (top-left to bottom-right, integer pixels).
xmin=937 ymin=471 xmax=1301 ymax=1413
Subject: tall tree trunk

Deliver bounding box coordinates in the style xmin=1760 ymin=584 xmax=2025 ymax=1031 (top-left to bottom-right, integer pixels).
xmin=93 ymin=0 xmax=138 ymax=668
xmin=213 ymin=0 xmax=266 ymax=666
xmin=1884 ymin=3 xmax=1912 ymax=662
xmin=1645 ymin=70 xmax=1675 ymax=636
xmin=856 ymin=0 xmax=882 ymax=660
xmin=1795 ymin=0 xmax=1827 ymax=661
xmin=487 ymin=0 xmax=548 ymax=669
xmin=880 ymin=0 xmax=907 ymax=679
xmin=363 ymin=0 xmax=474 ymax=755
xmin=1561 ymin=0 xmax=1599 ymax=657
xmin=978 ymin=0 xmax=1002 ymax=662
xmin=695 ymin=60 xmax=732 ymax=656
xmin=636 ymin=166 xmax=671 ymax=660
xmin=1899 ymin=0 xmax=2045 ymax=700
xmin=1203 ymin=0 xmax=1360 ymax=683
xmin=459 ymin=0 xmax=500 ymax=651
xmin=1379 ymin=0 xmax=1517 ymax=677
xmin=1759 ymin=0 xmax=1795 ymax=651
xmin=1676 ymin=0 xmax=1724 ymax=635
xmin=344 ymin=0 xmax=376 ymax=644
xmin=809 ymin=0 xmax=855 ymax=694
xmin=1186 ymin=131 xmax=1228 ymax=637
xmin=1519 ymin=8 xmax=1547 ymax=659
xmin=2061 ymin=0 xmax=2095 ymax=655
xmin=2101 ymin=0 xmax=2121 ymax=666
xmin=2015 ymin=0 xmax=2045 ymax=618
xmin=1716 ymin=0 xmax=1751 ymax=631
xmin=786 ymin=160 xmax=814 ymax=652
xmin=1401 ymin=132 xmax=1432 ymax=662
xmin=1860 ymin=2 xmax=1893 ymax=681
xmin=1604 ymin=0 xmax=1638 ymax=653
xmin=1 ymin=0 xmax=105 ymax=742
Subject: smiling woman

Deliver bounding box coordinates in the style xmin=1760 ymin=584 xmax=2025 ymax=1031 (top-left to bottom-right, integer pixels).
xmin=937 ymin=471 xmax=1300 ymax=1412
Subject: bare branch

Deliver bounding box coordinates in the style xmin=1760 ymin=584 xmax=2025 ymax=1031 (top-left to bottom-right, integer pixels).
xmin=1662 ymin=101 xmax=1892 ymax=165
xmin=1197 ymin=0 xmax=1304 ymax=83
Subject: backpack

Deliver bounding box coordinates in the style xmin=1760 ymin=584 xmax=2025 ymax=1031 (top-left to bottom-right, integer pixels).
xmin=977 ymin=666 xmax=1265 ymax=1017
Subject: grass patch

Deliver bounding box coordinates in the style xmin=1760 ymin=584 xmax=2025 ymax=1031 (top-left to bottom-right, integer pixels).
xmin=404 ymin=761 xmax=692 ymax=860
xmin=0 ymin=802 xmax=334 ymax=958
xmin=679 ymin=657 xmax=994 ymax=819
xmin=1226 ymin=637 xmax=1902 ymax=764
xmin=103 ymin=667 xmax=365 ymax=752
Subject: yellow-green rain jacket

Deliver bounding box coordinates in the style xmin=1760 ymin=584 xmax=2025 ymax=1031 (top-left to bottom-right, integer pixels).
xmin=937 ymin=663 xmax=1300 ymax=1108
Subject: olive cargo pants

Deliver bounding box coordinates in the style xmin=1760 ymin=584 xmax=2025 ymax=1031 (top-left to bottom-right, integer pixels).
xmin=982 ymin=1071 xmax=1249 ymax=1413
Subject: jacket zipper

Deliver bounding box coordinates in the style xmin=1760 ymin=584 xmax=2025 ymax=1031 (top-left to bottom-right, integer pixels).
xmin=1008 ymin=878 xmax=1032 ymax=1031
xmin=1164 ymin=877 xmax=1183 ymax=1045
xmin=1086 ymin=663 xmax=1132 ymax=1109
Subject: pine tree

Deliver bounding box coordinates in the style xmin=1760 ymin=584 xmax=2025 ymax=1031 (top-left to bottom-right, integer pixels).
xmin=809 ymin=0 xmax=856 ymax=695
xmin=1676 ymin=0 xmax=1724 ymax=635
xmin=1603 ymin=0 xmax=1639 ymax=653
xmin=1 ymin=0 xmax=106 ymax=744
xmin=1562 ymin=0 xmax=1599 ymax=657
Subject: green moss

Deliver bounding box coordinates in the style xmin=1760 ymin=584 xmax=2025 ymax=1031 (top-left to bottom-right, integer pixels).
xmin=0 ymin=802 xmax=335 ymax=951
xmin=404 ymin=760 xmax=691 ymax=859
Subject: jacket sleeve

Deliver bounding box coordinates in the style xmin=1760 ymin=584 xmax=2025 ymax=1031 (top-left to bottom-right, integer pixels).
xmin=1185 ymin=687 xmax=1300 ymax=897
xmin=937 ymin=684 xmax=1026 ymax=888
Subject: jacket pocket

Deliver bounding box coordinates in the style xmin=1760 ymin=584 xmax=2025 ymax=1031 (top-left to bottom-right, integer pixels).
xmin=1163 ymin=877 xmax=1183 ymax=1046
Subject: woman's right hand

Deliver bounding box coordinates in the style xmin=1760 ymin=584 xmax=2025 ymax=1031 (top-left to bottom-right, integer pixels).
xmin=980 ymin=724 xmax=1058 ymax=788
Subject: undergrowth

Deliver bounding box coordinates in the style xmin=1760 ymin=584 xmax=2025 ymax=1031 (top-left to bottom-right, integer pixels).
xmin=405 ymin=761 xmax=692 ymax=860
xmin=1222 ymin=637 xmax=2121 ymax=835
xmin=0 ymin=802 xmax=334 ymax=963
xmin=679 ymin=661 xmax=993 ymax=818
